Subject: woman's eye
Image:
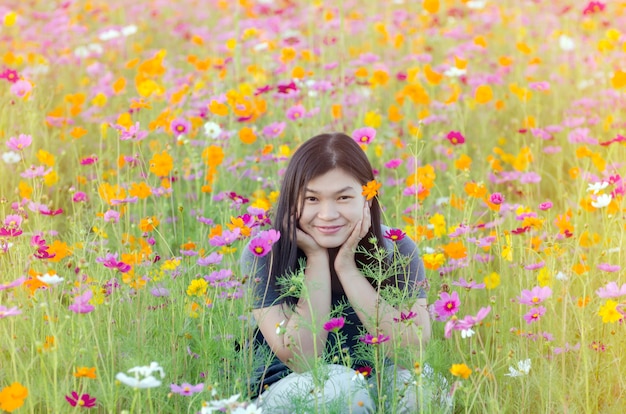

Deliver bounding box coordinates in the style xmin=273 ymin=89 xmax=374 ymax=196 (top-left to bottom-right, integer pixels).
xmin=305 ymin=197 xmax=317 ymax=202
xmin=339 ymin=196 xmax=351 ymax=200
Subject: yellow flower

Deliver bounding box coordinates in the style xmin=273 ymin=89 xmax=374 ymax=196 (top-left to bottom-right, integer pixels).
xmin=362 ymin=180 xmax=382 ymax=200
xmin=450 ymin=363 xmax=472 ymax=379
xmin=74 ymin=367 xmax=97 ymax=379
xmin=187 ymin=279 xmax=208 ymax=297
xmin=0 ymin=382 xmax=28 ymax=412
xmin=484 ymin=272 xmax=501 ymax=289
xmin=598 ymin=300 xmax=623 ymax=323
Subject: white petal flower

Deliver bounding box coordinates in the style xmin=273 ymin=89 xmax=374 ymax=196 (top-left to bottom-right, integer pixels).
xmin=203 ymin=122 xmax=223 ymax=139
xmin=504 ymin=358 xmax=531 ymax=377
xmin=461 ymin=328 xmax=475 ymax=338
xmin=36 ymin=273 xmax=65 ymax=286
xmin=2 ymin=151 xmax=21 ymax=164
xmin=587 ymin=181 xmax=609 ymax=194
xmin=591 ymin=193 xmax=612 ymax=208
xmin=559 ymin=35 xmax=575 ymax=51
xmin=115 ymin=372 xmax=162 ymax=388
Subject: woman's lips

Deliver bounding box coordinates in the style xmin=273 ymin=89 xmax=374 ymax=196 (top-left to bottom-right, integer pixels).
xmin=315 ymin=225 xmax=343 ymax=234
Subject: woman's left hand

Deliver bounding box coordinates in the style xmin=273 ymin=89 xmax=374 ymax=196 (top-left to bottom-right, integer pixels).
xmin=334 ymin=200 xmax=371 ymax=274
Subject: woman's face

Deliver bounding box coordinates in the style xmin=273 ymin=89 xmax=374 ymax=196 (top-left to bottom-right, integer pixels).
xmin=297 ymin=168 xmax=369 ymax=249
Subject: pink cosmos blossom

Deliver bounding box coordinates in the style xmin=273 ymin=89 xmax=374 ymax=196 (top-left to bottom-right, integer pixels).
xmin=433 ymin=291 xmax=461 ymax=321
xmin=6 ymin=134 xmax=32 ymax=151
xmin=446 ymin=131 xmax=465 ymax=145
xmin=384 ymin=159 xmax=402 ymax=169
xmin=523 ymin=306 xmax=546 ymax=324
xmin=517 ymin=286 xmax=552 ymax=305
xmin=524 ymin=261 xmax=545 ymax=270
xmin=118 ymin=122 xmax=148 ymax=141
xmin=21 ymin=165 xmax=52 ymax=178
xmin=69 ymin=289 xmax=95 ymax=314
xmin=0 ymin=276 xmax=26 ymax=291
xmin=538 ymin=201 xmax=553 ymax=210
xmin=286 ymin=104 xmax=306 ymax=120
xmin=72 ymin=191 xmax=88 ymax=202
xmin=65 ymin=391 xmax=97 ymax=408
xmin=384 ymin=228 xmax=405 ymax=242
xmin=170 ymin=118 xmax=190 ymax=136
xmin=444 ymin=306 xmax=491 ymax=338
xmin=451 ymin=278 xmax=485 ymax=290
xmin=393 ymin=311 xmax=417 ymax=323
xmin=0 ymin=305 xmax=22 ymax=318
xmin=553 ymin=342 xmax=580 ymax=355
xmin=197 ymin=252 xmax=223 ymax=266
xmin=489 ymin=192 xmax=504 ymax=205
xmin=352 ymin=127 xmax=376 ymax=144
xmin=262 ymin=121 xmax=286 ymax=138
xmin=323 ymin=317 xmax=345 ymax=332
xmin=170 ymin=382 xmax=204 ymax=396
xmin=248 ymin=229 xmax=280 ymax=257
xmin=596 ymin=282 xmax=626 ymax=298
xmin=96 ymin=253 xmax=132 ymax=273
xmin=103 ymin=210 xmax=120 ymax=223
xmin=0 ymin=69 xmax=19 ymax=83
xmin=583 ymin=1 xmax=605 ymax=15
xmin=80 ymin=156 xmax=98 ymax=165
xmin=597 ymin=263 xmax=620 ymax=272
xmin=360 ymin=333 xmax=390 ymax=345
xmin=209 ymin=228 xmax=241 ymax=246
xmin=10 ymin=79 xmax=32 ymax=98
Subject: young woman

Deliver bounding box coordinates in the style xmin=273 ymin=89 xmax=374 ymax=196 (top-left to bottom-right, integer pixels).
xmin=241 ymin=133 xmax=446 ymax=413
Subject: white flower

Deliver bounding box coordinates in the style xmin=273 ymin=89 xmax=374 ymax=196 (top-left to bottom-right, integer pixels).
xmin=587 ymin=181 xmax=609 ymax=194
xmin=559 ymin=35 xmax=575 ymax=51
xmin=203 ymin=122 xmax=223 ymax=139
xmin=466 ymin=1 xmax=486 ymax=10
xmin=232 ymin=403 xmax=263 ymax=414
xmin=116 ymin=362 xmax=165 ymax=389
xmin=200 ymin=394 xmax=242 ymax=413
xmin=555 ymin=271 xmax=568 ymax=281
xmin=461 ymin=328 xmax=475 ymax=339
xmin=275 ymin=319 xmax=285 ymax=335
xmin=591 ymin=193 xmax=612 ymax=208
xmin=2 ymin=151 xmax=21 ymax=164
xmin=443 ymin=67 xmax=466 ymax=77
xmin=36 ymin=273 xmax=65 ymax=286
xmin=99 ymin=29 xmax=121 ymax=41
xmin=121 ymin=25 xmax=137 ymax=36
xmin=505 ymin=358 xmax=531 ymax=377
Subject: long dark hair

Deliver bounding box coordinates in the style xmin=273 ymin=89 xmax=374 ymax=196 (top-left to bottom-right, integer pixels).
xmin=266 ymin=132 xmax=386 ymax=307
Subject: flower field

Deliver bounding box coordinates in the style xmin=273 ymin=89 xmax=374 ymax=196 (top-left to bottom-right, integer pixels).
xmin=1 ymin=0 xmax=626 ymax=412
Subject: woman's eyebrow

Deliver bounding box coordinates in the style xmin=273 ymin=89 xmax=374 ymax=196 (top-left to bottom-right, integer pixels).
xmin=304 ymin=186 xmax=356 ymax=195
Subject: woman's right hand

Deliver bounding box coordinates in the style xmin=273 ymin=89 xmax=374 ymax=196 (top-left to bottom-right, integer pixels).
xmin=296 ymin=228 xmax=327 ymax=258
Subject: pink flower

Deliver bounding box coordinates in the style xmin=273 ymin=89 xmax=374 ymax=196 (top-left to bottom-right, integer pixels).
xmin=597 ymin=263 xmax=620 ymax=272
xmin=6 ymin=134 xmax=32 ymax=151
xmin=393 ymin=311 xmax=417 ymax=323
xmin=10 ymin=79 xmax=32 ymax=98
xmin=209 ymin=228 xmax=241 ymax=246
xmin=262 ymin=121 xmax=286 ymax=138
xmin=286 ymin=104 xmax=306 ymax=120
xmin=96 ymin=253 xmax=132 ymax=273
xmin=118 ymin=122 xmax=148 ymax=141
xmin=538 ymin=201 xmax=553 ymax=210
xmin=80 ymin=156 xmax=98 ymax=165
xmin=0 ymin=276 xmax=26 ymax=291
xmin=65 ymin=391 xmax=97 ymax=408
xmin=170 ymin=118 xmax=190 ymax=136
xmin=69 ymin=290 xmax=95 ymax=314
xmin=451 ymin=278 xmax=485 ymax=290
xmin=359 ymin=333 xmax=390 ymax=345
xmin=384 ymin=159 xmax=402 ymax=169
xmin=446 ymin=131 xmax=465 ymax=145
xmin=444 ymin=306 xmax=491 ymax=338
xmin=170 ymin=382 xmax=204 ymax=396
xmin=384 ymin=228 xmax=406 ymax=242
xmin=524 ymin=261 xmax=545 ymax=270
xmin=197 ymin=252 xmax=223 ymax=266
xmin=583 ymin=1 xmax=605 ymax=15
xmin=323 ymin=317 xmax=345 ymax=332
xmin=433 ymin=291 xmax=461 ymax=321
xmin=523 ymin=306 xmax=546 ymax=324
xmin=0 ymin=305 xmax=22 ymax=318
xmin=352 ymin=127 xmax=377 ymax=144
xmin=517 ymin=286 xmax=552 ymax=305
xmin=489 ymin=192 xmax=504 ymax=205
xmin=72 ymin=192 xmax=88 ymax=202
xmin=0 ymin=69 xmax=19 ymax=83
xmin=248 ymin=229 xmax=280 ymax=257
xmin=103 ymin=210 xmax=120 ymax=223
xmin=21 ymin=165 xmax=52 ymax=178
xmin=596 ymin=282 xmax=626 ymax=298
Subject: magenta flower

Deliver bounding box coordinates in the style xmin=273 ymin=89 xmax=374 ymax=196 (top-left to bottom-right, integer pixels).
xmin=118 ymin=122 xmax=148 ymax=141
xmin=489 ymin=192 xmax=504 ymax=205
xmin=150 ymin=284 xmax=170 ymax=297
xmin=73 ymin=191 xmax=88 ymax=202
xmin=384 ymin=228 xmax=406 ymax=242
xmin=286 ymin=104 xmax=306 ymax=120
xmin=248 ymin=229 xmax=280 ymax=257
xmin=262 ymin=121 xmax=286 ymax=138
xmin=517 ymin=286 xmax=552 ymax=305
xmin=583 ymin=1 xmax=605 ymax=15
xmin=170 ymin=118 xmax=191 ymax=136
xmin=209 ymin=228 xmax=241 ymax=246
xmin=446 ymin=131 xmax=465 ymax=145
xmin=433 ymin=291 xmax=461 ymax=321
xmin=393 ymin=311 xmax=417 ymax=323
xmin=103 ymin=210 xmax=120 ymax=223
xmin=197 ymin=252 xmax=223 ymax=266
xmin=352 ymin=127 xmax=376 ymax=144
xmin=360 ymin=333 xmax=390 ymax=345
xmin=538 ymin=201 xmax=553 ymax=210
xmin=444 ymin=306 xmax=491 ymax=338
xmin=0 ymin=276 xmax=26 ymax=291
xmin=451 ymin=278 xmax=486 ymax=290
xmin=170 ymin=382 xmax=204 ymax=396
xmin=323 ymin=317 xmax=345 ymax=332
xmin=65 ymin=391 xmax=97 ymax=408
xmin=0 ymin=305 xmax=22 ymax=318
xmin=6 ymin=134 xmax=32 ymax=151
xmin=384 ymin=158 xmax=402 ymax=169
xmin=0 ymin=68 xmax=19 ymax=83
xmin=96 ymin=253 xmax=132 ymax=273
xmin=596 ymin=282 xmax=626 ymax=298
xmin=69 ymin=290 xmax=95 ymax=314
xmin=80 ymin=156 xmax=98 ymax=165
xmin=523 ymin=306 xmax=546 ymax=324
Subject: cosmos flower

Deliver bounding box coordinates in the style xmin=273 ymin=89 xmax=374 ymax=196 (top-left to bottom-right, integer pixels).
xmin=446 ymin=131 xmax=465 ymax=145
xmin=65 ymin=392 xmax=96 ymax=408
xmin=383 ymin=228 xmax=405 ymax=242
xmin=69 ymin=289 xmax=95 ymax=314
xmin=352 ymin=127 xmax=376 ymax=144
xmin=433 ymin=291 xmax=461 ymax=321
xmin=523 ymin=306 xmax=546 ymax=324
xmin=517 ymin=286 xmax=552 ymax=305
xmin=116 ymin=362 xmax=165 ymax=389
xmin=360 ymin=333 xmax=390 ymax=345
xmin=323 ymin=317 xmax=345 ymax=332
xmin=170 ymin=382 xmax=204 ymax=396
xmin=6 ymin=134 xmax=32 ymax=151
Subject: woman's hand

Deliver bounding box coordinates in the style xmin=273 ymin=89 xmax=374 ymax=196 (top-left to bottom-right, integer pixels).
xmin=296 ymin=227 xmax=327 ymax=259
xmin=334 ymin=200 xmax=371 ymax=274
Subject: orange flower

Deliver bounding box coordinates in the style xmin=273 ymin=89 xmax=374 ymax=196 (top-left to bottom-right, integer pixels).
xmin=442 ymin=241 xmax=467 ymax=260
xmin=74 ymin=367 xmax=97 ymax=379
xmin=202 ymin=145 xmax=225 ymax=167
xmin=149 ymin=150 xmax=173 ymax=177
xmin=450 ymin=363 xmax=472 ymax=379
xmin=464 ymin=182 xmax=487 ymax=198
xmin=139 ymin=216 xmax=159 ymax=232
xmin=0 ymin=382 xmax=28 ymax=412
xmin=474 ymin=84 xmax=493 ymax=104
xmin=362 ymin=180 xmax=382 ymax=200
xmin=46 ymin=240 xmax=72 ymax=263
xmin=129 ymin=182 xmax=152 ymax=199
xmin=239 ymin=127 xmax=257 ymax=144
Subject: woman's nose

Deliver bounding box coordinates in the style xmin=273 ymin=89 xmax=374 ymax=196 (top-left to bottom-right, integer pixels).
xmin=318 ymin=202 xmax=339 ymax=219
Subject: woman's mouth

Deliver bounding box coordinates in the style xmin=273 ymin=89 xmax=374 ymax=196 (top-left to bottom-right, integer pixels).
xmin=316 ymin=225 xmax=343 ymax=234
